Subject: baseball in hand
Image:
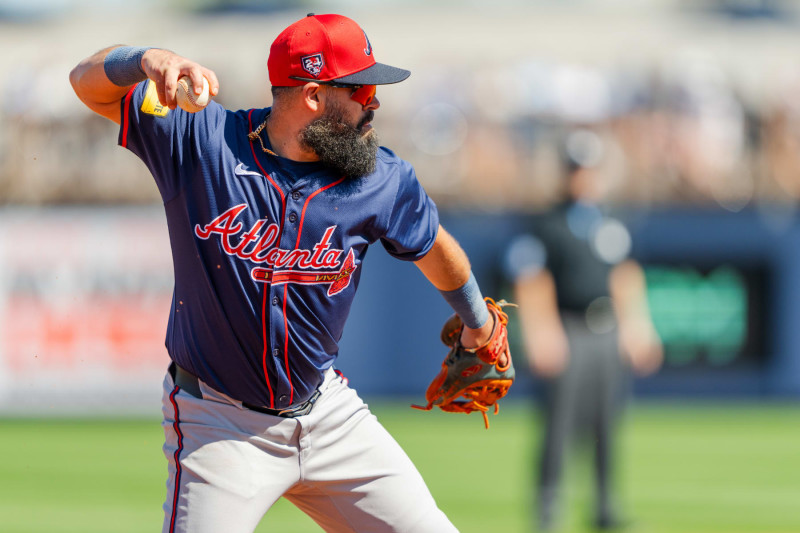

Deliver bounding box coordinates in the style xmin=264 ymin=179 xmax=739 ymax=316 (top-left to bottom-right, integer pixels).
xmin=176 ymin=76 xmax=210 ymax=113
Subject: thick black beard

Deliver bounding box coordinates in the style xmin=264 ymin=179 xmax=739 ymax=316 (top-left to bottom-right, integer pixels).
xmin=299 ymin=103 xmax=379 ymax=179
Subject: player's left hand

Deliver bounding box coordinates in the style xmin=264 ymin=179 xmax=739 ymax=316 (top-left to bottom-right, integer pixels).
xmin=412 ymin=299 xmax=516 ymax=429
xmin=460 ymin=314 xmax=510 ymax=368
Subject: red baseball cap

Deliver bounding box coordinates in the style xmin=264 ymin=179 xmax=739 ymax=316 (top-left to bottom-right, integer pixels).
xmin=268 ymin=13 xmax=410 ymax=87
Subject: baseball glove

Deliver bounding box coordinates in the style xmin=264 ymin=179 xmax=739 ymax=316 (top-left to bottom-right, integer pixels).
xmin=412 ymin=298 xmax=515 ymax=429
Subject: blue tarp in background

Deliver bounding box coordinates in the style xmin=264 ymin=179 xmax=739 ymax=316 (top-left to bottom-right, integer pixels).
xmin=337 ymin=209 xmax=800 ymax=400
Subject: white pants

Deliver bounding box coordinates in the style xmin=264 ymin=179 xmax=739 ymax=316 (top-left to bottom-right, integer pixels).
xmin=160 ymin=368 xmax=458 ymax=533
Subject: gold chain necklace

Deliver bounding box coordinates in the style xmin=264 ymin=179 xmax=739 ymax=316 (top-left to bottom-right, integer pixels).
xmin=247 ymin=113 xmax=278 ymax=156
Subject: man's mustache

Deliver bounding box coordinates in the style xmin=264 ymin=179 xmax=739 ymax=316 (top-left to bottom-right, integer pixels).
xmin=358 ymin=111 xmax=375 ymax=131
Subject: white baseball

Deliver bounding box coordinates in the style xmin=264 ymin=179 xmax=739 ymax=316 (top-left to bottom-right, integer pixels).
xmin=176 ymin=76 xmax=210 ymax=113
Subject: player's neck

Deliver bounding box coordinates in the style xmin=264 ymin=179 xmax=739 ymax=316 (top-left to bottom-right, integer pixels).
xmin=265 ymin=110 xmax=319 ymax=163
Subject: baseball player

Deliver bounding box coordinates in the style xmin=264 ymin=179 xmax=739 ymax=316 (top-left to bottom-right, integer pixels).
xmin=70 ymin=13 xmax=508 ymax=533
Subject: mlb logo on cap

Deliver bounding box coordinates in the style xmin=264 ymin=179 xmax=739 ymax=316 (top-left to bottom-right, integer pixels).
xmin=301 ymin=54 xmax=325 ymax=78
xmin=269 ymin=13 xmax=410 ymax=86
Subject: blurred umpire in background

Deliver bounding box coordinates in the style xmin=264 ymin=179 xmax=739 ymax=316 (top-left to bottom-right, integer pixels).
xmin=504 ymin=129 xmax=663 ymax=531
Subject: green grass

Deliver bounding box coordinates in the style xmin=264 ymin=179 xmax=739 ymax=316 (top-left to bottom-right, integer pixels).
xmin=0 ymin=402 xmax=798 ymax=532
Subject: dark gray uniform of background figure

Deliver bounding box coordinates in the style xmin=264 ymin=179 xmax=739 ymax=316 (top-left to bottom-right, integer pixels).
xmin=529 ymin=201 xmax=630 ymax=531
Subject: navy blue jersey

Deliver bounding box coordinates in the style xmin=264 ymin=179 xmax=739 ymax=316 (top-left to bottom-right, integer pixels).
xmin=119 ymin=80 xmax=439 ymax=409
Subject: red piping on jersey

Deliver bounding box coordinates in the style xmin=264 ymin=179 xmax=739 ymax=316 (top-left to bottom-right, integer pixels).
xmin=283 ymin=177 xmax=346 ymax=404
xmin=282 ymin=284 xmax=291 ymax=403
xmin=168 ymin=386 xmax=184 ymax=533
xmin=334 ymin=368 xmax=348 ymax=385
xmin=260 ymin=289 xmax=273 ymax=405
xmin=121 ymin=85 xmax=136 ymax=148
xmin=248 ymin=108 xmax=286 ymax=408
xmin=294 ymin=177 xmax=346 ymax=250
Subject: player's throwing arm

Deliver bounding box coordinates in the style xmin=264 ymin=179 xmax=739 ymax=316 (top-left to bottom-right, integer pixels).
xmin=69 ymin=46 xmax=219 ymax=124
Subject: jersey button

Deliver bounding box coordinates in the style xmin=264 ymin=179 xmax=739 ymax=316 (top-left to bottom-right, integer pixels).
xmin=279 ymin=395 xmax=288 ymax=403
xmin=272 ymin=296 xmax=278 ymax=305
xmin=291 ymin=191 xmax=301 ymax=201
xmin=288 ymin=213 xmax=297 ymax=223
xmin=273 ymin=348 xmax=279 ymax=357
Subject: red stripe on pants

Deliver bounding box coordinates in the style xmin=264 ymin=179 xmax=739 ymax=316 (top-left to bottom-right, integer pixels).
xmin=168 ymin=386 xmax=184 ymax=533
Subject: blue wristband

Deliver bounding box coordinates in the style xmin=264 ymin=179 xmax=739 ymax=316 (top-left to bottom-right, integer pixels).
xmin=439 ymin=272 xmax=489 ymax=329
xmin=103 ymin=46 xmax=152 ymax=87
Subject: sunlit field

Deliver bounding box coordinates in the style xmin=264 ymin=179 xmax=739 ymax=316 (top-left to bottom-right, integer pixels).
xmin=1 ymin=401 xmax=798 ymax=533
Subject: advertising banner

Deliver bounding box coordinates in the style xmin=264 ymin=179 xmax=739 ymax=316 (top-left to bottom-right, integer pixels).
xmin=0 ymin=207 xmax=173 ymax=414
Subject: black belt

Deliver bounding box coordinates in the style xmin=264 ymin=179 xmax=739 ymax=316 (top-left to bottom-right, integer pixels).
xmin=170 ymin=363 xmax=320 ymax=418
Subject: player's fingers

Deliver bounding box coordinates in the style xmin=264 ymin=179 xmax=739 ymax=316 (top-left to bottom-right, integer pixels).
xmin=202 ymin=68 xmax=220 ymax=97
xmin=154 ymin=75 xmax=168 ymax=107
xmin=185 ymin=66 xmax=206 ymax=96
xmin=163 ymin=67 xmax=180 ymax=109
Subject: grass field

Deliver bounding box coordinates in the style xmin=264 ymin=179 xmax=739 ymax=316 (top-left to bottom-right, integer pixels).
xmin=1 ymin=401 xmax=798 ymax=533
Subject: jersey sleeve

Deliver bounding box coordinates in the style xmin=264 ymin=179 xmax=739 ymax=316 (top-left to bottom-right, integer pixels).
xmin=118 ymin=79 xmax=225 ymax=203
xmin=380 ymin=159 xmax=439 ymax=261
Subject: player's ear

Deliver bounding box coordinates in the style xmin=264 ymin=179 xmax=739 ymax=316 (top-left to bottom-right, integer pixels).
xmin=300 ymin=82 xmax=323 ymax=113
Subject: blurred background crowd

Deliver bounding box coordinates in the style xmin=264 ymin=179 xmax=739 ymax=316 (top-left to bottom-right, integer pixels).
xmin=2 ymin=0 xmax=800 ymax=213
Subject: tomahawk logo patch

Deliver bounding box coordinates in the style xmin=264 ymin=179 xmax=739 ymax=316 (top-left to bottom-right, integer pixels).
xmin=363 ymin=31 xmax=372 ymax=56
xmin=301 ymin=53 xmax=325 ymax=78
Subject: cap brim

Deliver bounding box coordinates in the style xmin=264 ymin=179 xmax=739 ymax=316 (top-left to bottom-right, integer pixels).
xmin=334 ymin=62 xmax=410 ymax=85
